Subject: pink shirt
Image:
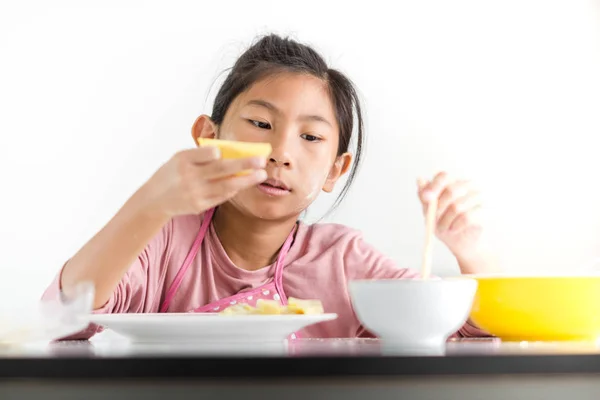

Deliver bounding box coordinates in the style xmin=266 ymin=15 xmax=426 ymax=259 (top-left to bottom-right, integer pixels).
xmin=42 ymin=214 xmax=487 ymax=339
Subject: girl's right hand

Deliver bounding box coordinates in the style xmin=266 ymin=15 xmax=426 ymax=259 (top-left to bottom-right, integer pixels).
xmin=139 ymin=146 xmax=267 ymax=218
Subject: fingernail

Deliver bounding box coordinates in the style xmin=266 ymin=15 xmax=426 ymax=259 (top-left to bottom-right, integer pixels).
xmin=211 ymin=147 xmax=221 ymax=159
xmin=255 ymin=170 xmax=268 ymax=180
xmin=252 ymin=157 xmax=267 ymax=168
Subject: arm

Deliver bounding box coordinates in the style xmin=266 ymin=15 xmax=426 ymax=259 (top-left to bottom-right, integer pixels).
xmin=53 ymin=146 xmax=267 ymax=310
xmin=58 ymin=188 xmax=170 ymax=310
xmin=41 ymin=208 xmax=172 ymax=340
xmin=41 ymin=204 xmax=174 ymax=341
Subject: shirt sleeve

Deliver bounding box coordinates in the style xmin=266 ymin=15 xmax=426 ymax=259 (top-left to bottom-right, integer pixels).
xmin=41 ymin=219 xmax=174 ymax=340
xmin=344 ymin=232 xmax=491 ymax=338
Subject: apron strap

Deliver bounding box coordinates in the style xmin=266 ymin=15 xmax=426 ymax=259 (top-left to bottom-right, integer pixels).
xmin=273 ymin=224 xmax=297 ymax=306
xmin=159 ymin=208 xmax=215 ymax=312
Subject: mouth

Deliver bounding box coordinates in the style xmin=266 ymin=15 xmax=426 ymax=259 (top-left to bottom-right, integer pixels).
xmin=258 ymin=178 xmax=292 ymax=196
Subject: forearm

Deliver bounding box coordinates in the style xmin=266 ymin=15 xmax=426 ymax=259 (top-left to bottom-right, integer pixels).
xmin=60 ymin=186 xmax=169 ymax=309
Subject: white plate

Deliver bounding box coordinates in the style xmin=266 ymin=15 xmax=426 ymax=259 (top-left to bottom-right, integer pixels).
xmin=88 ymin=313 xmax=338 ymax=343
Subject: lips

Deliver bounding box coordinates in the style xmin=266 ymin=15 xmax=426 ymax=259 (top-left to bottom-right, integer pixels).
xmin=261 ymin=178 xmax=291 ymax=191
xmin=257 ymin=177 xmax=292 ymax=197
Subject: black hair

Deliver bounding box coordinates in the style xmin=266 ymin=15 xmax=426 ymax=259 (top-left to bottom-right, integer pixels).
xmin=211 ymin=34 xmax=364 ymax=211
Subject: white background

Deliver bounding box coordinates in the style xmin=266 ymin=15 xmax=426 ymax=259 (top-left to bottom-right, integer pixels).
xmin=0 ymin=0 xmax=599 ymax=307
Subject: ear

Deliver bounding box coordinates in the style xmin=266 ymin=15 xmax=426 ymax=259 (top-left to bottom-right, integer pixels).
xmin=322 ymin=153 xmax=353 ymax=193
xmin=191 ymin=115 xmax=218 ymax=145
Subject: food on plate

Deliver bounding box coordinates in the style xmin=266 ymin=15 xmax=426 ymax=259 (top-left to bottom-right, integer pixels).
xmin=220 ymin=298 xmax=324 ymax=315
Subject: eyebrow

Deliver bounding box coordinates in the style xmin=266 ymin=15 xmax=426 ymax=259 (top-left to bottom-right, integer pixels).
xmin=245 ymin=99 xmax=332 ymax=127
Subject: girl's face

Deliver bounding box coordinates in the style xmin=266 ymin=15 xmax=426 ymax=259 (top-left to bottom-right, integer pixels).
xmin=193 ymin=72 xmax=352 ymax=221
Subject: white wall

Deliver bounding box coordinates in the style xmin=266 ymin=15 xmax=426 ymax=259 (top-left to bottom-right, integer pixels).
xmin=1 ymin=0 xmax=599 ymax=306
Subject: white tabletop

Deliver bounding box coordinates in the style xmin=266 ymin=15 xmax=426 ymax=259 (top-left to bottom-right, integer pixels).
xmin=3 ymin=330 xmax=600 ymax=358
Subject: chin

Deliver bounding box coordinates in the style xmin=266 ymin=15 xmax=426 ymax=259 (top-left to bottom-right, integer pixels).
xmin=246 ymin=202 xmax=303 ymax=221
xmin=230 ymin=193 xmax=307 ymax=221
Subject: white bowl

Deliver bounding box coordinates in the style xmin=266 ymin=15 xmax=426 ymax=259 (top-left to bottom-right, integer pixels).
xmin=349 ymin=278 xmax=477 ymax=351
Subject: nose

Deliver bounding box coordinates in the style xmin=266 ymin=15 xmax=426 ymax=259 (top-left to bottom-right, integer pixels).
xmin=269 ymin=156 xmax=291 ymax=167
xmin=268 ymin=134 xmax=293 ymax=168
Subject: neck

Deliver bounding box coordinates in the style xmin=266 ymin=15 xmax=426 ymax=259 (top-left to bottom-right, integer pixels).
xmin=212 ymin=203 xmax=299 ymax=271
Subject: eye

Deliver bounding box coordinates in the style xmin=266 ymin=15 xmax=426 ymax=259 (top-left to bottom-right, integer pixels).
xmin=301 ymin=134 xmax=321 ymax=142
xmin=248 ymin=119 xmax=271 ymax=129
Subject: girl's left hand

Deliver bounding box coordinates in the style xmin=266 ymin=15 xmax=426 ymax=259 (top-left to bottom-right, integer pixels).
xmin=417 ymin=172 xmax=485 ymax=261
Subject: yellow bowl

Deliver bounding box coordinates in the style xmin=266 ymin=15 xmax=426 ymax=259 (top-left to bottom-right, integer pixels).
xmin=197 ymin=138 xmax=272 ymax=159
xmin=469 ymin=275 xmax=600 ymax=341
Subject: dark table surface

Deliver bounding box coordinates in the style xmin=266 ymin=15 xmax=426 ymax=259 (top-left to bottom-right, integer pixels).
xmin=3 ymin=336 xmax=600 ymax=380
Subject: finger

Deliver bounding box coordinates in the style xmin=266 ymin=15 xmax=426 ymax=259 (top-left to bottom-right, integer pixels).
xmin=448 ymin=205 xmax=484 ymax=233
xmin=178 ymin=147 xmax=222 ymax=164
xmin=416 ymin=178 xmax=430 ymax=213
xmin=437 ymin=191 xmax=482 ymax=232
xmin=420 ymin=171 xmax=450 ymax=202
xmin=202 ymin=157 xmax=267 ymax=180
xmin=207 ymin=169 xmax=268 ymax=200
xmin=437 ymin=180 xmax=472 ymax=219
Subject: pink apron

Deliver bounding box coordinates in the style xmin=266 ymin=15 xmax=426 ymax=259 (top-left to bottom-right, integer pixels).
xmin=158 ymin=207 xmax=300 ymax=339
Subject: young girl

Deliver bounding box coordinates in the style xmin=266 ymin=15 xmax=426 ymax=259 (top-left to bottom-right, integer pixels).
xmin=43 ymin=34 xmax=498 ymax=339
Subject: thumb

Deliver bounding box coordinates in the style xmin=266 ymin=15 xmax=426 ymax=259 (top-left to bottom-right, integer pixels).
xmin=416 ymin=177 xmax=428 ymax=191
xmin=417 ymin=177 xmax=435 ymax=204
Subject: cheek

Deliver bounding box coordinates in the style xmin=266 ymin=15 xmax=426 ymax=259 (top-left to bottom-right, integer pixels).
xmin=294 ymin=163 xmax=331 ymax=202
xmin=216 ymin=119 xmax=240 ymax=140
xmin=291 ymin=144 xmax=339 ymax=199
xmin=218 ymin=120 xmax=263 ymax=142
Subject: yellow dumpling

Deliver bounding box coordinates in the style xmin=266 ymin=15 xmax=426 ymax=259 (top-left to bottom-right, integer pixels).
xmin=219 ymin=297 xmax=324 ymax=316
xmin=256 ymin=299 xmax=283 ymax=315
xmin=197 ymin=138 xmax=272 ymax=159
xmin=286 ymin=298 xmax=325 ymax=315
xmin=220 ymin=303 xmax=255 ymax=315
xmin=196 ymin=138 xmax=272 ymax=176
